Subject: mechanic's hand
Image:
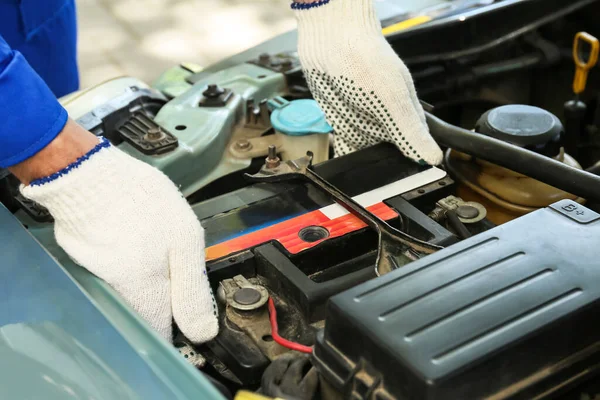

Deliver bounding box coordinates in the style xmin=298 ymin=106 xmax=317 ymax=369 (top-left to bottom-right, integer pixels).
xmin=294 ymin=0 xmax=443 ymax=165
xmin=260 ymin=353 xmax=319 ymax=400
xmin=20 ymin=124 xmax=219 ymax=344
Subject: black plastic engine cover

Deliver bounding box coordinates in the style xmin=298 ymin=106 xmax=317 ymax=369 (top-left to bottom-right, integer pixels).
xmin=314 ymin=200 xmax=600 ymax=400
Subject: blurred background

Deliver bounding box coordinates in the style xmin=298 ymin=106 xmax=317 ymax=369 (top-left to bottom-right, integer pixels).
xmin=76 ymin=0 xmax=432 ymax=88
xmin=77 ymin=0 xmax=296 ymax=87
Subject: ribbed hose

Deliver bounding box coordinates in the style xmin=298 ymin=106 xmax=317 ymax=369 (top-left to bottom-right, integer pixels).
xmin=425 ymin=112 xmax=600 ymax=203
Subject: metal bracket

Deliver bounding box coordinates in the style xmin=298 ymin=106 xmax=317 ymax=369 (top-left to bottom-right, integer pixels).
xmin=220 ymin=275 xmax=287 ymax=360
xmin=245 ymin=98 xmax=271 ymax=130
xmin=246 ymin=152 xmax=443 ymax=276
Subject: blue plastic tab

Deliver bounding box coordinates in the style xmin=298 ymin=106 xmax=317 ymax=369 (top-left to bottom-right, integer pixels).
xmin=268 ymin=97 xmax=332 ymax=136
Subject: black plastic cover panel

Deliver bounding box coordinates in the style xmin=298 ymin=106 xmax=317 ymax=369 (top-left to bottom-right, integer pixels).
xmin=315 ymin=200 xmax=600 ymax=399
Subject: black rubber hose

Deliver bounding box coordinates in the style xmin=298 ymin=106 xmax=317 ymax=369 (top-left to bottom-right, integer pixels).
xmin=446 ymin=210 xmax=472 ymax=240
xmin=425 ymin=112 xmax=600 ymax=203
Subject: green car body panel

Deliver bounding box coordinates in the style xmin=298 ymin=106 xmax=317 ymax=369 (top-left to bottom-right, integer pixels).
xmin=0 ymin=2 xmax=465 ymax=397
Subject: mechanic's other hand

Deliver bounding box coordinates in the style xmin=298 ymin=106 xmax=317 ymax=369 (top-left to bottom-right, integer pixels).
xmin=294 ymin=0 xmax=443 ymax=165
xmin=20 ymin=134 xmax=219 ymax=344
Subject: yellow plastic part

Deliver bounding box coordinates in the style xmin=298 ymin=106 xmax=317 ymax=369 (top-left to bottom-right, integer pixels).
xmin=447 ymin=150 xmax=585 ymax=225
xmin=234 ymin=391 xmax=280 ymax=400
xmin=382 ymin=15 xmax=432 ymax=36
xmin=572 ymin=32 xmax=599 ymax=95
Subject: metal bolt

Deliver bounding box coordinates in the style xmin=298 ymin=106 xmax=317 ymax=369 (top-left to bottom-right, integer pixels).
xmin=145 ymin=127 xmax=165 ymax=142
xmin=233 ymin=288 xmax=262 ymax=306
xmin=428 ymin=206 xmax=446 ymax=222
xmin=235 ymin=140 xmax=252 ymax=151
xmin=265 ymin=145 xmax=281 ymax=169
xmin=258 ymin=99 xmax=270 ymax=127
xmin=203 ymin=84 xmax=224 ymax=98
xmin=259 ymin=53 xmax=270 ymax=64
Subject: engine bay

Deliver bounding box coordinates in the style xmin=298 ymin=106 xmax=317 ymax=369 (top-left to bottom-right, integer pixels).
xmin=4 ymin=0 xmax=600 ymax=399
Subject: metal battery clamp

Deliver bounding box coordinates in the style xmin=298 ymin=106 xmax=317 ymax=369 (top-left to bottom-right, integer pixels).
xmin=246 ymin=151 xmax=442 ymax=276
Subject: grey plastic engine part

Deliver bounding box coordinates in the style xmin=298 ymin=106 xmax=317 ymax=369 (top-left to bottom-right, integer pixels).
xmin=315 ymin=199 xmax=600 ymax=399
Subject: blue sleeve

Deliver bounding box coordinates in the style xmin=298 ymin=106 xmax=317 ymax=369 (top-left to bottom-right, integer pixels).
xmin=0 ymin=34 xmax=68 ymax=168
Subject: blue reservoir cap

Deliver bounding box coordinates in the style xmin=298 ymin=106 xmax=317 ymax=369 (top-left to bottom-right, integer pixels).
xmin=268 ymin=97 xmax=332 ymax=136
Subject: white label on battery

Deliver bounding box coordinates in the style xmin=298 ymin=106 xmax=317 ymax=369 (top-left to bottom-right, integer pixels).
xmin=320 ymin=167 xmax=447 ymax=220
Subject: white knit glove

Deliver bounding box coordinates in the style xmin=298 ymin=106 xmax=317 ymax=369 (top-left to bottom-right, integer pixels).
xmin=21 ymin=140 xmax=219 ymax=344
xmin=294 ymin=0 xmax=443 ymax=165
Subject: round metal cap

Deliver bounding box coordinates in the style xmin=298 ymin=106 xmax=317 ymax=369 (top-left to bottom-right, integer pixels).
xmin=456 ymin=205 xmax=480 ymax=219
xmin=233 ymin=288 xmax=262 ymax=306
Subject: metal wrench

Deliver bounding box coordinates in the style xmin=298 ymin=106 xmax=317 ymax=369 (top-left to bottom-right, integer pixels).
xmin=246 ymin=149 xmax=443 ymax=276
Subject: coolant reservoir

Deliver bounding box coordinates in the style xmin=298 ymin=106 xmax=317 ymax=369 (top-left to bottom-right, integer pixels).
xmin=268 ymin=97 xmax=332 ymax=163
xmin=446 ymin=105 xmax=584 ymax=225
